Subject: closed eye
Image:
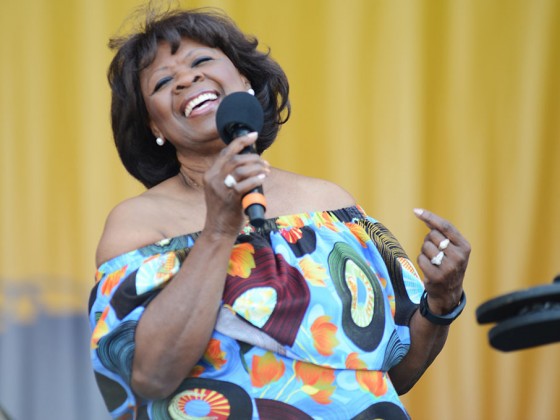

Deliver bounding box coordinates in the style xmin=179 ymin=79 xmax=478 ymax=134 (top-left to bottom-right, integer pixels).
xmin=192 ymin=56 xmax=213 ymax=67
xmin=153 ymin=76 xmax=172 ymax=93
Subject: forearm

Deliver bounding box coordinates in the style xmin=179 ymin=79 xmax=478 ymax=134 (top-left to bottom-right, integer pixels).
xmin=388 ymin=309 xmax=449 ymax=394
xmin=131 ymin=229 xmax=237 ymax=399
xmin=390 ymin=208 xmax=470 ymax=394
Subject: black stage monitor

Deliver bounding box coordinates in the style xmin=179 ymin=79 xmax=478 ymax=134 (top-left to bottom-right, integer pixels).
xmin=476 ymin=275 xmax=560 ymax=351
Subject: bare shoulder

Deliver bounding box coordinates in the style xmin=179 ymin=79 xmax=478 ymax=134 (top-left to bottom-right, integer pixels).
xmin=95 ymin=193 xmax=165 ymax=267
xmin=268 ymin=168 xmax=356 ymax=215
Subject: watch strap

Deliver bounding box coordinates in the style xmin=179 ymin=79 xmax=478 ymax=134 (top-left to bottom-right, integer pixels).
xmin=419 ymin=290 xmax=466 ymax=326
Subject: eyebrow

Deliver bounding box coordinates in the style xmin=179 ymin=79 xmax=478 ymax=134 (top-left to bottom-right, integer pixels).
xmin=151 ymin=47 xmax=214 ymax=75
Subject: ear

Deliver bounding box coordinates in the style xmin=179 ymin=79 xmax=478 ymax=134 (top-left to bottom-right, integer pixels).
xmin=241 ymin=75 xmax=252 ymax=90
xmin=149 ymin=120 xmax=163 ymax=140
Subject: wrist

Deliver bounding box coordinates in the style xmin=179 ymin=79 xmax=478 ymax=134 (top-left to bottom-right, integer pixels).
xmin=426 ymin=294 xmax=460 ymax=315
xmin=198 ymin=227 xmax=239 ymax=246
xmin=419 ymin=290 xmax=466 ymax=326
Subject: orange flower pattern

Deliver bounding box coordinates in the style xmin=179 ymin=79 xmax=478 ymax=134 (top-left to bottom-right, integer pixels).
xmin=227 ymin=242 xmax=255 ymax=278
xmin=346 ymin=352 xmax=388 ymax=396
xmin=294 ymin=361 xmax=336 ymax=404
xmin=310 ymin=315 xmax=339 ymax=356
xmin=89 ymin=206 xmax=424 ymax=419
xmin=345 ymin=222 xmax=371 ymax=247
xmin=203 ymin=338 xmax=227 ymax=371
xmin=101 ymin=266 xmax=127 ymax=296
xmin=299 ymin=256 xmax=328 ymax=287
xmin=189 ymin=365 xmax=205 ymax=378
xmin=280 ymin=227 xmax=303 ymax=244
xmin=312 ymin=211 xmax=340 ymax=232
xmin=251 ymin=352 xmax=286 ymax=388
xmin=276 ymin=214 xmax=305 ymax=230
xmin=90 ymin=306 xmax=109 ymax=349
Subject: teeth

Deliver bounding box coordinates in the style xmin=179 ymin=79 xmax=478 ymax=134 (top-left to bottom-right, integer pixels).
xmin=184 ymin=92 xmax=218 ymax=117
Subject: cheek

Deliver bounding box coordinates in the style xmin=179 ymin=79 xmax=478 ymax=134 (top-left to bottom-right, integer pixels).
xmin=144 ymin=99 xmax=176 ymax=138
xmin=222 ymin=63 xmax=249 ymax=87
xmin=146 ymin=99 xmax=170 ymax=122
xmin=141 ymin=85 xmax=170 ymax=121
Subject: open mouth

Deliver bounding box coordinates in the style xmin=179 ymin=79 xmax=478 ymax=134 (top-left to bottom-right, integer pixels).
xmin=183 ymin=92 xmax=219 ymax=117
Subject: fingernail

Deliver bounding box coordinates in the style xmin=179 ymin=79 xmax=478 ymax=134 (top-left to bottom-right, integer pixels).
xmin=247 ymin=132 xmax=258 ymax=140
xmin=413 ymin=208 xmax=424 ymax=216
xmin=257 ymin=173 xmax=266 ymax=180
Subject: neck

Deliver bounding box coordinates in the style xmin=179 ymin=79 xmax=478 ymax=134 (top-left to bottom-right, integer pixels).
xmin=176 ymin=144 xmax=222 ymax=190
xmin=178 ymin=169 xmax=203 ymax=190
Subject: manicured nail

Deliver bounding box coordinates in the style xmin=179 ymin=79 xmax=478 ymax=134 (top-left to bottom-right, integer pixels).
xmin=413 ymin=208 xmax=424 ymax=216
xmin=257 ymin=173 xmax=266 ymax=180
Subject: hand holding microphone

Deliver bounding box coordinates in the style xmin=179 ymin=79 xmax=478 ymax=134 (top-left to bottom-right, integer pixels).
xmin=215 ymin=92 xmax=266 ymax=227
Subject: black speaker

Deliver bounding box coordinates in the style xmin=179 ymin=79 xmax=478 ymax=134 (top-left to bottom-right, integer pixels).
xmin=476 ymin=275 xmax=560 ymax=351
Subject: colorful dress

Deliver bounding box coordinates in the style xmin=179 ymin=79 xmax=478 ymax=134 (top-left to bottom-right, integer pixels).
xmin=89 ymin=205 xmax=425 ymax=419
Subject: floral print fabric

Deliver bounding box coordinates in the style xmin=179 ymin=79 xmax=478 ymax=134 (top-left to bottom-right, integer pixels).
xmin=89 ymin=205 xmax=425 ymax=419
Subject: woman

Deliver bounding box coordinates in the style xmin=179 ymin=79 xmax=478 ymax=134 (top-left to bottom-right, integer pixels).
xmin=89 ymin=7 xmax=470 ymax=419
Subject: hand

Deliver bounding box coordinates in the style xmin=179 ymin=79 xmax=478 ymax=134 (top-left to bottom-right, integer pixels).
xmin=414 ymin=208 xmax=471 ymax=315
xmin=202 ymin=132 xmax=270 ymax=236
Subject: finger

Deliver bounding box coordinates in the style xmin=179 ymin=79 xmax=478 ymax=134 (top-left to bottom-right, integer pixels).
xmin=416 ymin=254 xmax=449 ymax=291
xmin=424 ymin=250 xmax=447 ymax=270
xmin=421 ymin=239 xmax=440 ymax=259
xmin=417 ymin=253 xmax=442 ymax=277
xmin=228 ymin=152 xmax=270 ymax=170
xmin=219 ymin=155 xmax=269 ymax=191
xmin=413 ymin=208 xmax=465 ymax=245
xmin=219 ymin=132 xmax=258 ymax=158
xmin=426 ymin=230 xmax=452 ymax=250
xmin=231 ymin=173 xmax=267 ymax=195
xmin=230 ymin=160 xmax=270 ymax=183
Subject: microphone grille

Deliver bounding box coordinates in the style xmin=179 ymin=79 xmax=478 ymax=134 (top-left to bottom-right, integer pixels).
xmin=216 ymin=92 xmax=264 ymax=144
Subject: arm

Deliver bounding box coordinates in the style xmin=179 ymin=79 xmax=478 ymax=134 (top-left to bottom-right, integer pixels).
xmin=389 ymin=208 xmax=470 ymax=394
xmin=97 ymin=133 xmax=270 ymax=400
xmin=130 ymin=229 xmax=237 ymax=399
xmin=388 ymin=309 xmax=450 ymax=394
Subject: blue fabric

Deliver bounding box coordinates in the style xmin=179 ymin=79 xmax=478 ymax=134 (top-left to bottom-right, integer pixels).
xmin=89 ymin=206 xmax=424 ymax=419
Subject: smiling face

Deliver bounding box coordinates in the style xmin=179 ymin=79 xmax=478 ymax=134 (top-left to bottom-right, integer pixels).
xmin=140 ymin=38 xmax=250 ymax=153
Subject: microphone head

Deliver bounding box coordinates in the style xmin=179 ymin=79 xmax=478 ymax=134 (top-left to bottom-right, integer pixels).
xmin=216 ymin=92 xmax=264 ymax=144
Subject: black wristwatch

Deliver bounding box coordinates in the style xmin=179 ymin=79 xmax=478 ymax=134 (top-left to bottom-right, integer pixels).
xmin=419 ymin=290 xmax=467 ymax=325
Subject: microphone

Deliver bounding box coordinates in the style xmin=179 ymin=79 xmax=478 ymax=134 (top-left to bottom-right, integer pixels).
xmin=215 ymin=92 xmax=266 ymax=227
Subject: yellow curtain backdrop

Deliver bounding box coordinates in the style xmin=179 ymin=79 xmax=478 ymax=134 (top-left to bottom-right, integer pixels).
xmin=1 ymin=0 xmax=559 ymax=419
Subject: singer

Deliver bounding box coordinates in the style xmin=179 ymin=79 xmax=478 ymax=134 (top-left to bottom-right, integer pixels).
xmin=89 ymin=6 xmax=470 ymax=420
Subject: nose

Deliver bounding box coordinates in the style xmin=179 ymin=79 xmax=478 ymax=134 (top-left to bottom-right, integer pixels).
xmin=174 ymin=69 xmax=204 ymax=93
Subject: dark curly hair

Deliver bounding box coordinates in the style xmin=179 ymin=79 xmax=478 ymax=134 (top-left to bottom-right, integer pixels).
xmin=108 ymin=7 xmax=290 ymax=188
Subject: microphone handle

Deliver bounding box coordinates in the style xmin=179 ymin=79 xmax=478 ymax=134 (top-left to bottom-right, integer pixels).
xmin=230 ymin=127 xmax=267 ymax=228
